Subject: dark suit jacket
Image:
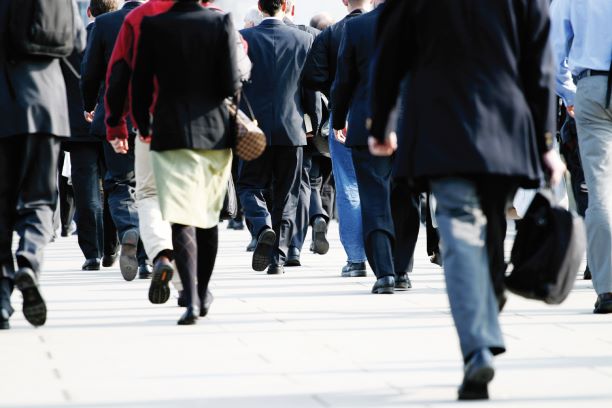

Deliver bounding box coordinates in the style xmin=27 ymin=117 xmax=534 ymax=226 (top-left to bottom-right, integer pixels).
xmin=0 ymin=0 xmax=86 ymax=139
xmin=60 ymin=50 xmax=95 ymax=142
xmin=81 ymin=1 xmax=142 ymax=137
xmin=370 ymin=0 xmax=556 ymax=187
xmin=331 ymin=7 xmax=383 ymax=147
xmin=240 ymin=19 xmax=313 ymax=147
xmin=131 ymin=1 xmax=240 ymax=152
xmin=302 ymin=9 xmax=364 ymax=98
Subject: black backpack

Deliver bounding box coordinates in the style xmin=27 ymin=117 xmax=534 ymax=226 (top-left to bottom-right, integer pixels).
xmin=506 ymin=192 xmax=586 ymax=305
xmin=8 ymin=0 xmax=76 ymax=59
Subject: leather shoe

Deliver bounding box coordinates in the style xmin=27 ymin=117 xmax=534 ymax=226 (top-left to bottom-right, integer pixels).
xmin=246 ymin=237 xmax=257 ymax=252
xmin=267 ymin=264 xmax=285 ymax=275
xmin=200 ymin=289 xmax=214 ymax=317
xmin=310 ymin=216 xmax=329 ymax=255
xmin=102 ymin=252 xmax=118 ymax=267
xmin=138 ymin=264 xmax=153 ymax=280
xmin=14 ymin=268 xmax=47 ymax=327
xmin=584 ymin=265 xmax=592 ymax=280
xmin=119 ymin=229 xmax=139 ymax=281
xmin=82 ymin=258 xmax=101 ymax=271
xmin=148 ymin=258 xmax=174 ymax=304
xmin=371 ymin=276 xmax=395 ymax=294
xmin=395 ymin=274 xmax=412 ymax=290
xmin=177 ymin=290 xmax=187 ymax=308
xmin=458 ymin=349 xmax=495 ymax=400
xmin=285 ymin=247 xmax=301 ymax=267
xmin=227 ymin=219 xmax=245 ymax=230
xmin=594 ymin=293 xmax=612 ymax=314
xmin=252 ymin=228 xmax=276 ymax=271
xmin=177 ymin=306 xmax=199 ymax=325
xmin=341 ymin=262 xmax=367 ymax=277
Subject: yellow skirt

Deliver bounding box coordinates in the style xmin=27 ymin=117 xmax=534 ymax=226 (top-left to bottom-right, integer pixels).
xmin=151 ymin=148 xmax=232 ymax=229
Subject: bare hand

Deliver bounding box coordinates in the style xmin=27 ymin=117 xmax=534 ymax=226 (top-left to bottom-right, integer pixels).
xmin=368 ymin=133 xmax=397 ymax=157
xmin=334 ymin=129 xmax=346 ymax=144
xmin=110 ymin=138 xmax=129 ymax=154
xmin=542 ymin=149 xmax=566 ymax=186
xmin=84 ymin=111 xmax=95 ymax=123
xmin=138 ymin=134 xmax=152 ymax=144
xmin=566 ymin=105 xmax=575 ymax=118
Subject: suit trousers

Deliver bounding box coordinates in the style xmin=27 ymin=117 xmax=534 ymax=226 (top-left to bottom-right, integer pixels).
xmin=575 ymin=75 xmax=612 ymax=295
xmin=71 ymin=142 xmax=119 ymax=260
xmin=238 ymin=146 xmax=303 ymax=265
xmin=351 ymin=147 xmax=395 ymax=278
xmin=0 ymin=134 xmax=60 ymax=279
xmin=431 ymin=177 xmax=514 ymax=361
xmin=391 ymin=179 xmax=421 ymax=274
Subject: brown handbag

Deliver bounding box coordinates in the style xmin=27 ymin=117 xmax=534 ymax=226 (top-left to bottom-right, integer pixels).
xmin=226 ymin=93 xmax=266 ymax=161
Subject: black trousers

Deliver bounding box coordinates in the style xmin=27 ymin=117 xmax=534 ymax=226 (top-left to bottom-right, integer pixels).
xmin=71 ymin=142 xmax=119 ymax=260
xmin=351 ymin=147 xmax=395 ymax=278
xmin=391 ymin=179 xmax=421 ymax=274
xmin=56 ymin=149 xmax=75 ymax=235
xmin=0 ymin=134 xmax=60 ymax=281
xmin=238 ymin=146 xmax=303 ymax=265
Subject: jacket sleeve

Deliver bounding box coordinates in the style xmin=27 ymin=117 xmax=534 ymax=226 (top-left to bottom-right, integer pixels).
xmin=216 ymin=14 xmax=242 ymax=97
xmin=130 ymin=20 xmax=155 ymax=137
xmin=520 ymin=0 xmax=556 ymax=154
xmin=330 ymin=24 xmax=357 ymax=131
xmin=369 ymin=1 xmax=412 ymax=141
xmin=105 ymin=20 xmax=135 ymax=140
xmin=300 ymin=37 xmax=321 ymax=134
xmin=302 ymin=29 xmax=331 ymax=96
xmin=80 ymin=22 xmax=105 ymax=113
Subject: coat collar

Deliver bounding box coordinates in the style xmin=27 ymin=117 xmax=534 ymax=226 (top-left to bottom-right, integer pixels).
xmin=170 ymin=1 xmax=206 ymax=12
xmin=259 ymin=18 xmax=285 ymax=27
xmin=122 ymin=1 xmax=144 ymax=11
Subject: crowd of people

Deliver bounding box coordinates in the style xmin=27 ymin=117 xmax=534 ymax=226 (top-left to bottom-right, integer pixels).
xmin=1 ymin=0 xmax=610 ymax=401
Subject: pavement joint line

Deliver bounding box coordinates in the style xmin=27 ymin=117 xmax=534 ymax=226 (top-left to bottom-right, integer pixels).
xmin=311 ymin=394 xmax=331 ymax=408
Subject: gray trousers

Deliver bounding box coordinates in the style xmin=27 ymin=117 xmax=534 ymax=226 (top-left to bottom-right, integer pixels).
xmin=575 ymin=75 xmax=612 ymax=295
xmin=430 ymin=178 xmax=508 ymax=361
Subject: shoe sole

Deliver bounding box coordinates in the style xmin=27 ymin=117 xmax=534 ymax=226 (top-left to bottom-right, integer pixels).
xmin=15 ymin=271 xmax=47 ymax=327
xmin=594 ymin=303 xmax=612 ymax=314
xmin=459 ymin=366 xmax=495 ymax=400
xmin=119 ymin=230 xmax=139 ymax=281
xmin=311 ymin=219 xmax=329 ymax=255
xmin=372 ymin=286 xmax=395 ymax=294
xmin=252 ymin=230 xmax=276 ymax=272
xmin=395 ymin=283 xmax=412 ymax=291
xmin=82 ymin=265 xmax=101 ymax=271
xmin=148 ymin=264 xmax=174 ymax=304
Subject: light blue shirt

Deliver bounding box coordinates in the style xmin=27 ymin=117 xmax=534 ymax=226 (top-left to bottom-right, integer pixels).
xmin=550 ymin=0 xmax=612 ymax=106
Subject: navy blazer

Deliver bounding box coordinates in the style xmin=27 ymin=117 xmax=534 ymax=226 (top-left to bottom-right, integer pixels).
xmin=240 ymin=19 xmax=313 ymax=147
xmin=331 ymin=7 xmax=383 ymax=147
xmin=81 ymin=1 xmax=142 ymax=137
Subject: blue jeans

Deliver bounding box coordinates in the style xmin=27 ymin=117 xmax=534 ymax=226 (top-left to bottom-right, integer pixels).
xmin=329 ymin=132 xmax=365 ymax=263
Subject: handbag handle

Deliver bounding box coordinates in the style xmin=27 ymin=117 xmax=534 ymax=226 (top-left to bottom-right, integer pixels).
xmin=240 ymin=91 xmax=256 ymax=122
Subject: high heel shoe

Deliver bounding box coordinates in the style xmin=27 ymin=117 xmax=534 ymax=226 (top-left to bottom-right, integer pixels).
xmin=177 ymin=306 xmax=200 ymax=325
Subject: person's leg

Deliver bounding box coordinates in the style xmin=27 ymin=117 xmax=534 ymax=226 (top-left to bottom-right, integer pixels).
xmin=309 ymin=155 xmax=328 ymax=222
xmin=289 ymin=147 xmax=313 ymax=255
xmin=58 ymin=150 xmax=76 ymax=236
xmin=228 ymin=154 xmax=245 ymax=229
xmin=431 ymin=177 xmax=505 ymax=360
xmin=171 ymin=224 xmax=198 ymax=308
xmin=195 ymin=226 xmax=218 ymax=316
xmin=328 ymin=135 xmax=366 ymax=264
xmin=319 ymin=157 xmax=335 ymax=219
xmin=391 ymin=178 xmax=421 ymax=275
xmin=575 ymin=76 xmax=612 ymax=303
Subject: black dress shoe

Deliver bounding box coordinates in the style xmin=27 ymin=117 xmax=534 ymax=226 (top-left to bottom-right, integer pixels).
xmin=267 ymin=264 xmax=285 ymax=275
xmin=200 ymin=289 xmax=214 ymax=317
xmin=119 ymin=229 xmax=139 ymax=281
xmin=584 ymin=265 xmax=592 ymax=280
xmin=594 ymin=293 xmax=612 ymax=314
xmin=14 ymin=268 xmax=47 ymax=327
xmin=227 ymin=219 xmax=245 ymax=230
xmin=102 ymin=252 xmax=118 ymax=268
xmin=371 ymin=276 xmax=395 ymax=294
xmin=246 ymin=237 xmax=257 ymax=252
xmin=82 ymin=258 xmax=101 ymax=271
xmin=138 ymin=264 xmax=153 ymax=280
xmin=177 ymin=306 xmax=200 ymax=325
xmin=149 ymin=259 xmax=174 ymax=304
xmin=395 ymin=274 xmax=412 ymax=290
xmin=311 ymin=216 xmax=329 ymax=255
xmin=285 ymin=247 xmax=301 ymax=267
xmin=177 ymin=290 xmax=187 ymax=308
xmin=458 ymin=349 xmax=495 ymax=400
xmin=252 ymin=228 xmax=276 ymax=271
xmin=341 ymin=262 xmax=367 ymax=277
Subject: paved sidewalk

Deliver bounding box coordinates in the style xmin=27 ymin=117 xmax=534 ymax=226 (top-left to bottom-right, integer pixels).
xmin=2 ymin=223 xmax=611 ymax=407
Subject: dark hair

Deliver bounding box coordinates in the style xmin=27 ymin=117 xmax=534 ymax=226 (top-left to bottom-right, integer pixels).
xmin=258 ymin=0 xmax=285 ymax=16
xmin=89 ymin=0 xmax=119 ymax=17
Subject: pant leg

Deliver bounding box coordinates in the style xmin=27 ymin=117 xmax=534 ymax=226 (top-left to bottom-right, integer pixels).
xmin=0 ymin=136 xmax=20 ymax=280
xmin=58 ymin=150 xmax=76 ymax=233
xmin=329 ymin=134 xmax=366 ymax=263
xmin=237 ymin=148 xmax=274 ymax=238
xmin=290 ymin=147 xmax=313 ymax=251
xmin=351 ymin=147 xmax=395 ymax=278
xmin=71 ymin=143 xmax=104 ymax=259
xmin=319 ymin=157 xmax=335 ymax=219
xmin=575 ymin=75 xmax=612 ymax=295
xmin=14 ymin=135 xmax=61 ymax=274
xmin=431 ymin=177 xmax=505 ymax=361
xmin=103 ymin=190 xmax=119 ymax=256
xmin=271 ymin=146 xmax=303 ymax=265
xmin=230 ymin=153 xmax=244 ymax=222
xmin=426 ymin=193 xmax=441 ymax=256
xmin=391 ymin=178 xmax=421 ymax=274
xmin=308 ymin=155 xmax=329 ymax=222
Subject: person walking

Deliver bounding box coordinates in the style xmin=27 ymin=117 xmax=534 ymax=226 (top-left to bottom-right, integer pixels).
xmin=551 ymin=0 xmax=612 ymax=313
xmin=369 ymin=0 xmax=566 ymax=400
xmin=131 ymin=0 xmax=240 ymax=324
xmin=0 ymin=0 xmax=86 ymax=330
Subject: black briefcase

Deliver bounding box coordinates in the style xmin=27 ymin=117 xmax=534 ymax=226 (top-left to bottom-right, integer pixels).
xmin=505 ymin=192 xmax=586 ymax=305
